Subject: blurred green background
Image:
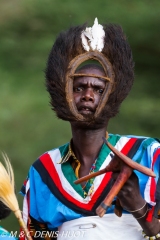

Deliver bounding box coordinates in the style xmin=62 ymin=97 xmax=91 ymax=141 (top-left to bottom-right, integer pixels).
xmin=0 ymin=0 xmax=159 ymax=232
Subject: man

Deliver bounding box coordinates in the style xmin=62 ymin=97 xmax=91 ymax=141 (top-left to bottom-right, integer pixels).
xmin=21 ymin=19 xmax=160 ymax=239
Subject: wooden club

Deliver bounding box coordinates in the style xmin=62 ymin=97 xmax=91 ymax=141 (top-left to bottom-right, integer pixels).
xmin=74 ymin=138 xmax=156 ymax=218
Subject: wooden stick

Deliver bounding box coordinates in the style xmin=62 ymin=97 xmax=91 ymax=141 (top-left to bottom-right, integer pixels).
xmin=70 ymin=73 xmax=111 ymax=81
xmin=74 ymin=138 xmax=156 ymax=218
xmin=74 ymin=157 xmax=120 ymax=184
xmin=103 ymin=138 xmax=155 ymax=177
xmin=96 ymin=164 xmax=132 ymax=217
xmin=74 ymin=138 xmax=155 ymax=185
xmin=96 ymin=138 xmax=155 ymax=217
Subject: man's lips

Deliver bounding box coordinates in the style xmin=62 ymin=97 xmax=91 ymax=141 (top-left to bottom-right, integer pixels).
xmin=77 ymin=105 xmax=95 ymax=114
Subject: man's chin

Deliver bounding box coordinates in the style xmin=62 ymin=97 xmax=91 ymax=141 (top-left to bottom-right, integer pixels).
xmin=70 ymin=115 xmax=107 ymax=130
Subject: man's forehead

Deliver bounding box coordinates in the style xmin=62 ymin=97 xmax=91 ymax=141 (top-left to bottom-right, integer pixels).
xmin=74 ymin=65 xmax=108 ymax=84
xmin=74 ymin=74 xmax=106 ymax=85
xmin=74 ymin=79 xmax=106 ymax=87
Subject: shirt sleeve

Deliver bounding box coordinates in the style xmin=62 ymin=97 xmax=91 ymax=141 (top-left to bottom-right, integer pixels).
xmin=132 ymin=137 xmax=160 ymax=220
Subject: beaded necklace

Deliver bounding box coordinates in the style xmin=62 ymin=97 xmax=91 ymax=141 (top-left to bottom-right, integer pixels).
xmin=82 ymin=159 xmax=97 ymax=198
xmin=58 ymin=132 xmax=108 ymax=199
xmin=60 ymin=142 xmax=98 ymax=198
xmin=82 ymin=132 xmax=108 ymax=198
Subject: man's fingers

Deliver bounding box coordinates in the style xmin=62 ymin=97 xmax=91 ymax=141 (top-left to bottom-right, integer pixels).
xmin=111 ymin=172 xmax=119 ymax=180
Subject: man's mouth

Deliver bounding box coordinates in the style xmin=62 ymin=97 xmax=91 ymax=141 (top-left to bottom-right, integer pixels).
xmin=78 ymin=106 xmax=95 ymax=115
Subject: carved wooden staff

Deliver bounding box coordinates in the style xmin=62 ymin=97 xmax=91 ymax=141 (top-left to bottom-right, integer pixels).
xmin=74 ymin=137 xmax=156 ymax=218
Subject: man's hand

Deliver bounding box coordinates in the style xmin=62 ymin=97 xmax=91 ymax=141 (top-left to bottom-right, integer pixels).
xmin=111 ymin=171 xmax=145 ymax=211
xmin=112 ymin=171 xmax=160 ymax=237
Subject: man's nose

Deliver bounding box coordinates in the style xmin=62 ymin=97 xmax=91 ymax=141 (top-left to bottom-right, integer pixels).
xmin=81 ymin=88 xmax=94 ymax=102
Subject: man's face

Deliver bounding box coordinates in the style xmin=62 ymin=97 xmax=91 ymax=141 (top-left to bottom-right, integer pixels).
xmin=73 ymin=67 xmax=106 ymax=117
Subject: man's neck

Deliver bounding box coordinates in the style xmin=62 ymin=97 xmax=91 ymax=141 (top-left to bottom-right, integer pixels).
xmin=70 ymin=125 xmax=107 ymax=173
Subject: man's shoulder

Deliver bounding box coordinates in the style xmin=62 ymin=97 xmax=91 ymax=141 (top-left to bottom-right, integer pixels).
xmin=123 ymin=134 xmax=160 ymax=148
xmin=109 ymin=133 xmax=159 ymax=144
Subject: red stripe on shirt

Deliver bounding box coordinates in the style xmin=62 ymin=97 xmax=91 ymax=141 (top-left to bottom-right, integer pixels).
xmin=40 ymin=137 xmax=137 ymax=211
xmin=150 ymin=148 xmax=160 ymax=202
xmin=90 ymin=138 xmax=137 ymax=204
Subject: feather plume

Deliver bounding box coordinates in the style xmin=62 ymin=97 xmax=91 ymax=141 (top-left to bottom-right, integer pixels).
xmin=0 ymin=153 xmax=32 ymax=240
xmin=81 ymin=18 xmax=105 ymax=52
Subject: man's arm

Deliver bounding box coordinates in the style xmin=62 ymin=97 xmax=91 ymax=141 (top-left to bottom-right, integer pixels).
xmin=112 ymin=172 xmax=160 ymax=238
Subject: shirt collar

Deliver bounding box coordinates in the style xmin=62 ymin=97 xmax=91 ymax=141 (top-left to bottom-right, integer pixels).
xmin=58 ymin=132 xmax=108 ymax=164
xmin=58 ymin=140 xmax=77 ymax=164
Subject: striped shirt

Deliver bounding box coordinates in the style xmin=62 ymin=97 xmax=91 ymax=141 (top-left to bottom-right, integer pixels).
xmin=20 ymin=134 xmax=160 ymax=239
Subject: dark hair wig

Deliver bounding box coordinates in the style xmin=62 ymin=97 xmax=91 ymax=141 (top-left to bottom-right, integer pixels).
xmin=45 ymin=22 xmax=134 ymax=122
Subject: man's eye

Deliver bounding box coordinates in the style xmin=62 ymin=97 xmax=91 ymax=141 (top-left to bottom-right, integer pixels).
xmin=74 ymin=87 xmax=83 ymax=92
xmin=97 ymin=89 xmax=104 ymax=94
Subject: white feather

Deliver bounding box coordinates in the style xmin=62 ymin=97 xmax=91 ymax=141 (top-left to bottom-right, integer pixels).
xmin=83 ymin=27 xmax=92 ymax=40
xmin=81 ymin=18 xmax=105 ymax=52
xmin=81 ymin=32 xmax=90 ymax=51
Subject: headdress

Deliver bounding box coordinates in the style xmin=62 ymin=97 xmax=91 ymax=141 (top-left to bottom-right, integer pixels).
xmin=45 ymin=18 xmax=134 ymax=123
